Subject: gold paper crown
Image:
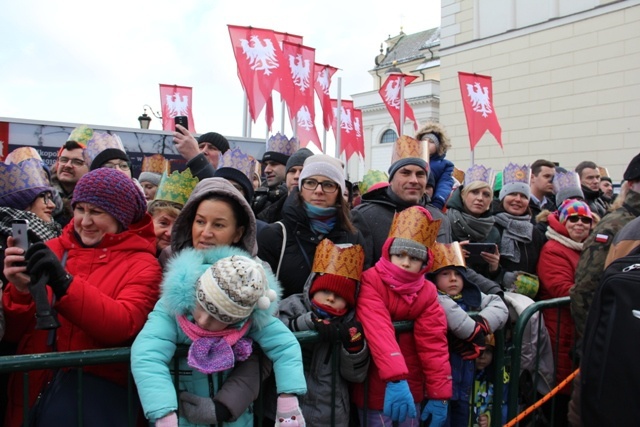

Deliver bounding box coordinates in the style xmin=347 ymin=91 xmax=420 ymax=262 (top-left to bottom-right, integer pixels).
xmin=390 ymin=135 xmax=429 ymax=164
xmin=464 ymin=164 xmax=494 ymax=187
xmin=5 ymin=147 xmax=43 ymax=165
xmin=430 ymin=242 xmax=466 ymax=272
xmin=219 ymin=148 xmax=253 ymax=180
xmin=311 ymin=239 xmax=365 ymax=281
xmin=85 ymin=131 xmax=126 ymax=163
xmin=452 ymin=167 xmax=465 ymax=184
xmin=598 ymin=166 xmax=609 ymax=178
xmin=142 ymin=154 xmax=170 ymax=174
xmin=153 ymin=169 xmax=199 ymax=206
xmin=502 ymin=163 xmax=531 ymax=186
xmin=266 ymin=132 xmax=299 ymax=156
xmin=388 ymin=206 xmax=441 ymax=248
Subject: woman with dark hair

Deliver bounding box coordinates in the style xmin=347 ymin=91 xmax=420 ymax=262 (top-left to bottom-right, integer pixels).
xmin=257 ymin=154 xmax=368 ymax=298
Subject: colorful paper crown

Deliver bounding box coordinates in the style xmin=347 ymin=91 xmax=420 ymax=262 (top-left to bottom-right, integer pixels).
xmin=5 ymin=147 xmax=43 ymax=165
xmin=388 ymin=206 xmax=441 ymax=249
xmin=266 ymin=132 xmax=299 ymax=156
xmin=452 ymin=167 xmax=465 ymax=184
xmin=153 ymin=169 xmax=199 ymax=206
xmin=142 ymin=154 xmax=170 ymax=174
xmin=390 ymin=135 xmax=429 ymax=164
xmin=502 ymin=163 xmax=531 ymax=186
xmin=85 ymin=131 xmax=126 ymax=163
xmin=311 ymin=239 xmax=365 ymax=281
xmin=0 ymin=158 xmax=51 ymax=199
xmin=219 ymin=148 xmax=254 ymax=180
xmin=67 ymin=125 xmax=94 ymax=146
xmin=359 ymin=169 xmax=389 ymax=194
xmin=464 ymin=164 xmax=494 ymax=187
xmin=430 ymin=242 xmax=466 ymax=272
xmin=553 ymin=171 xmax=584 ymax=204
xmin=249 ymin=155 xmax=261 ymax=178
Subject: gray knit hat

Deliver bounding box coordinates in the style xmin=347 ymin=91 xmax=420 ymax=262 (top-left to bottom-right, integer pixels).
xmin=389 ymin=238 xmax=428 ymax=262
xmin=285 ymin=148 xmax=314 ymax=174
xmin=138 ymin=171 xmax=162 ymax=186
xmin=298 ymin=154 xmax=346 ymax=194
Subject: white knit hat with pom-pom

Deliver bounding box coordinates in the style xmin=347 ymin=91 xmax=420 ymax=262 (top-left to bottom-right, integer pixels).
xmin=196 ymin=255 xmax=277 ymax=324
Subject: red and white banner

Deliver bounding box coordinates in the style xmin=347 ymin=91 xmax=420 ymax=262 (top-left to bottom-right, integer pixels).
xmin=458 ymin=72 xmax=502 ymax=150
xmin=159 ymin=84 xmax=195 ymax=132
xmin=314 ymin=63 xmax=338 ymax=131
xmin=379 ymin=73 xmax=418 ymax=135
xmin=330 ymin=99 xmax=357 ymax=158
xmin=228 ymin=25 xmax=286 ymax=122
xmin=352 ymin=108 xmax=365 ymax=160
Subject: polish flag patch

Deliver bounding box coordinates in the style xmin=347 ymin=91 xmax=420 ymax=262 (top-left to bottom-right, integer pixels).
xmin=595 ymin=234 xmax=609 ymax=243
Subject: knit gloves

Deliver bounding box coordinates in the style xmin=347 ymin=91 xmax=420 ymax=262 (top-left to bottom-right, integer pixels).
xmin=383 ymin=380 xmax=416 ymax=422
xmin=179 ymin=392 xmax=218 ymax=425
xmin=275 ymin=395 xmax=305 ymax=426
xmin=421 ymin=400 xmax=448 ymax=427
xmin=26 ymin=242 xmax=73 ymax=300
xmin=461 ymin=316 xmax=490 ymax=360
xmin=154 ymin=412 xmax=177 ymax=427
xmin=313 ymin=318 xmax=365 ymax=353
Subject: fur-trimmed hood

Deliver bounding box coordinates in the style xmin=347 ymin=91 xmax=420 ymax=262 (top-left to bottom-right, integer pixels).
xmin=415 ymin=121 xmax=451 ymax=156
xmin=161 ymin=246 xmax=281 ymax=331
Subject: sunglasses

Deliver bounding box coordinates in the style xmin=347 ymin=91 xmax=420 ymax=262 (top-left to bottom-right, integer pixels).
xmin=567 ymin=216 xmax=592 ymax=224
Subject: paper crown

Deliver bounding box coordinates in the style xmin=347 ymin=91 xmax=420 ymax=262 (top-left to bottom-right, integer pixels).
xmin=5 ymin=147 xmax=43 ymax=165
xmin=359 ymin=169 xmax=389 ymax=194
xmin=388 ymin=206 xmax=441 ymax=249
xmin=85 ymin=131 xmax=126 ymax=163
xmin=142 ymin=154 xmax=170 ymax=174
xmin=311 ymin=239 xmax=365 ymax=281
xmin=0 ymin=158 xmax=51 ymax=198
xmin=390 ymin=135 xmax=429 ymax=164
xmin=502 ymin=163 xmax=531 ymax=186
xmin=266 ymin=132 xmax=299 ymax=156
xmin=598 ymin=166 xmax=609 ymax=178
xmin=218 ymin=148 xmax=254 ymax=180
xmin=67 ymin=125 xmax=94 ymax=146
xmin=452 ymin=167 xmax=465 ymax=184
xmin=430 ymin=242 xmax=466 ymax=272
xmin=464 ymin=164 xmax=494 ymax=187
xmin=249 ymin=155 xmax=261 ymax=178
xmin=153 ymin=169 xmax=199 ymax=206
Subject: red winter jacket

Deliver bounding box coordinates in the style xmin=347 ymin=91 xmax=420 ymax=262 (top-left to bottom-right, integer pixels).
xmin=537 ymin=214 xmax=581 ymax=391
xmin=3 ymin=214 xmax=162 ymax=427
xmin=353 ymin=265 xmax=452 ymax=411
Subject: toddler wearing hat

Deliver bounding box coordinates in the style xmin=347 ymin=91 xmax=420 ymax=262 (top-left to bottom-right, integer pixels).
xmin=132 ymin=246 xmax=307 ymax=427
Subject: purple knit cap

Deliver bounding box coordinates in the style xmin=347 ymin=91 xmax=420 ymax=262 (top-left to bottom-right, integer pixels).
xmin=72 ymin=168 xmax=147 ymax=229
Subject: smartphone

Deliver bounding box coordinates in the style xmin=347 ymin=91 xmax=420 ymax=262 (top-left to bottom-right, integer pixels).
xmin=174 ymin=116 xmax=189 ymax=131
xmin=11 ymin=219 xmax=30 ymax=252
xmin=464 ymin=243 xmax=497 ymax=262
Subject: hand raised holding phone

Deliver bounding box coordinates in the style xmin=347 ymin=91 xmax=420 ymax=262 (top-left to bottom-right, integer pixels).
xmin=172 ymin=117 xmax=200 ymax=161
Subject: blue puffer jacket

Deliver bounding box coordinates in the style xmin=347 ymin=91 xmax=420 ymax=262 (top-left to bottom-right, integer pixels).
xmin=132 ymin=246 xmax=306 ymax=426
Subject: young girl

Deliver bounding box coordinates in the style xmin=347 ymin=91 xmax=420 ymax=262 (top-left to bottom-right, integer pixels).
xmin=354 ymin=205 xmax=451 ymax=427
xmin=131 ymin=247 xmax=307 ymax=427
xmin=278 ymin=239 xmax=369 ymax=427
xmin=415 ymin=122 xmax=455 ymax=211
xmin=428 ymin=242 xmax=509 ymax=427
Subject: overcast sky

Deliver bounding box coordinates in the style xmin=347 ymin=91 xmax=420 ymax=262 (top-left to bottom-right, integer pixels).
xmin=0 ymin=0 xmax=440 ymax=146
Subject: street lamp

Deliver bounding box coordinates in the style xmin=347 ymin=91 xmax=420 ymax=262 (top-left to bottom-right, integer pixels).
xmin=138 ymin=105 xmax=162 ymax=129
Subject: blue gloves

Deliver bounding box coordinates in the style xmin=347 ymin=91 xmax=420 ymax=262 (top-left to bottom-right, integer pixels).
xmin=421 ymin=399 xmax=448 ymax=427
xmin=383 ymin=380 xmax=416 ymax=422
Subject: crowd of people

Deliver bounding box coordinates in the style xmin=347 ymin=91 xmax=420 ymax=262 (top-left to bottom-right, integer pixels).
xmin=0 ymin=120 xmax=638 ymax=427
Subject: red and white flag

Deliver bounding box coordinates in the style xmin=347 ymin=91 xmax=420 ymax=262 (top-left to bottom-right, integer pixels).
xmin=330 ymin=99 xmax=357 ymax=158
xmin=379 ymin=73 xmax=418 ymax=135
xmin=159 ymin=84 xmax=195 ymax=132
xmin=314 ymin=63 xmax=338 ymax=131
xmin=352 ymin=108 xmax=365 ymax=160
xmin=228 ymin=25 xmax=286 ymax=122
xmin=458 ymin=72 xmax=502 ymax=150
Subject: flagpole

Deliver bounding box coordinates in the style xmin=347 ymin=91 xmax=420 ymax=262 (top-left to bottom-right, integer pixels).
xmin=242 ymin=95 xmax=248 ymax=138
xmin=280 ymin=99 xmax=285 ymax=134
xmin=335 ymin=77 xmax=342 ymax=159
xmin=399 ymin=76 xmax=405 ymax=136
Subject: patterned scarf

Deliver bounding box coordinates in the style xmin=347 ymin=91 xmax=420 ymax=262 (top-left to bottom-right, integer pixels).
xmin=493 ymin=212 xmax=533 ymax=263
xmin=375 ymin=257 xmax=426 ymax=304
xmin=545 ymin=227 xmax=584 ymax=252
xmin=304 ymin=202 xmax=337 ymax=236
xmin=446 ymin=207 xmax=496 ymax=242
xmin=177 ymin=315 xmax=253 ymax=374
xmin=0 ymin=207 xmax=61 ymax=242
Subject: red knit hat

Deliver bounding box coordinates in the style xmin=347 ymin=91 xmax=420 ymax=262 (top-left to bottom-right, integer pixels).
xmin=309 ymin=273 xmax=356 ymax=308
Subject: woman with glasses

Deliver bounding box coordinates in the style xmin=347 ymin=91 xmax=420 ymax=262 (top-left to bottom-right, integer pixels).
xmin=536 ymin=199 xmax=596 ymax=426
xmin=258 ymin=154 xmax=367 ymax=298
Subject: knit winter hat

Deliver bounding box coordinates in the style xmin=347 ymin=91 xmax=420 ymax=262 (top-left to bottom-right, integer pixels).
xmin=420 ymin=132 xmax=440 ymax=150
xmin=309 ymin=273 xmax=357 ymax=308
xmin=90 ymin=148 xmax=131 ymax=171
xmin=285 ymin=147 xmax=314 ymax=174
xmin=298 ymin=154 xmax=346 ymax=195
xmin=389 ymin=238 xmax=428 ymax=262
xmin=214 ymin=167 xmax=254 ymax=203
xmin=197 ymin=132 xmax=230 ymax=154
xmin=558 ymin=198 xmax=593 ymax=224
xmin=196 ymin=255 xmax=277 ymax=325
xmin=139 ymin=172 xmax=162 ymax=186
xmin=72 ymin=168 xmax=147 ymax=229
xmin=623 ymin=152 xmax=640 ymax=181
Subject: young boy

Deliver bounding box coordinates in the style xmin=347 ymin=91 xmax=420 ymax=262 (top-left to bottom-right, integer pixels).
xmin=428 ymin=242 xmax=509 ymax=427
xmin=278 ymin=239 xmax=369 ymax=427
xmin=354 ymin=205 xmax=452 ymax=427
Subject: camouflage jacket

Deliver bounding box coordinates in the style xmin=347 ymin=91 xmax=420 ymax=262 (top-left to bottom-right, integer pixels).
xmin=570 ymin=189 xmax=640 ymax=340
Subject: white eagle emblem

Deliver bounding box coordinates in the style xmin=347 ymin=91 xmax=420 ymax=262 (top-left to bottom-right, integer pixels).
xmin=354 ymin=117 xmax=362 ymax=138
xmin=466 ymin=82 xmax=492 ymax=117
xmin=384 ymin=78 xmax=401 ymax=109
xmin=289 ymin=54 xmax=311 ymax=92
xmin=240 ymin=35 xmax=279 ymax=75
xmin=317 ymin=68 xmax=331 ymax=95
xmin=296 ymin=106 xmax=314 ymax=131
xmin=166 ymin=93 xmax=189 ymax=117
xmin=333 ymin=106 xmax=353 ymax=133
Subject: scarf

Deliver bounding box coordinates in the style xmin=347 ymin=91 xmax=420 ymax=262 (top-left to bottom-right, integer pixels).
xmin=545 ymin=227 xmax=584 ymax=252
xmin=311 ymin=299 xmax=348 ymax=318
xmin=375 ymin=256 xmax=425 ymax=304
xmin=446 ymin=208 xmax=496 ymax=242
xmin=0 ymin=207 xmax=62 ymax=242
xmin=177 ymin=315 xmax=253 ymax=374
xmin=494 ymin=212 xmax=533 ymax=263
xmin=304 ymin=202 xmax=337 ymax=236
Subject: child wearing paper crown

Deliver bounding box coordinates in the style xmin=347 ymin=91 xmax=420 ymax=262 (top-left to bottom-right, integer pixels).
xmin=277 ymin=239 xmax=369 ymax=427
xmin=427 ymin=242 xmax=509 ymax=427
xmin=131 ymin=246 xmax=307 ymax=427
xmin=353 ymin=205 xmax=452 ymax=427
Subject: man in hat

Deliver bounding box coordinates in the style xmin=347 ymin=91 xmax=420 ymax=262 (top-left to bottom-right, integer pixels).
xmin=575 ymin=160 xmax=608 ymax=218
xmin=172 ymin=126 xmax=230 ymax=180
xmin=528 ymin=159 xmax=557 ymax=221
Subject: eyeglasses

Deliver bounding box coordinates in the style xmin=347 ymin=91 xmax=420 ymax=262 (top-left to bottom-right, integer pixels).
xmin=567 ymin=216 xmax=592 ymax=224
xmin=38 ymin=193 xmax=53 ymax=205
xmin=58 ymin=157 xmax=86 ymax=167
xmin=301 ymin=178 xmax=339 ymax=193
xmin=103 ymin=162 xmax=130 ymax=171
